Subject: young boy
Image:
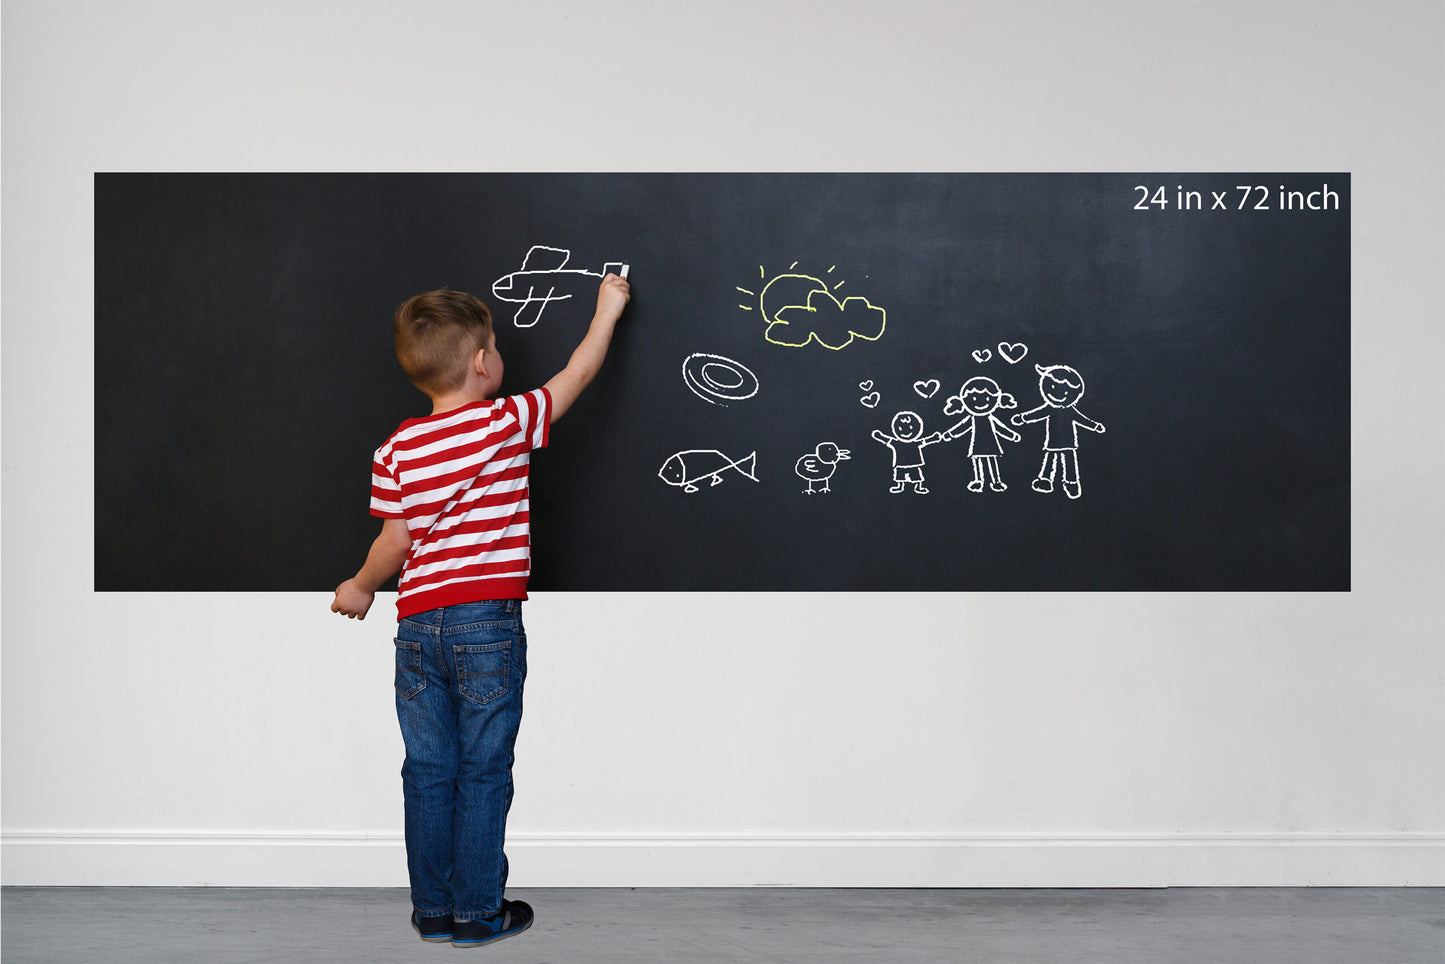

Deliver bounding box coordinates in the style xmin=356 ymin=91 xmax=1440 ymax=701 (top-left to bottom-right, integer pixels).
xmin=331 ymin=275 xmax=631 ymax=947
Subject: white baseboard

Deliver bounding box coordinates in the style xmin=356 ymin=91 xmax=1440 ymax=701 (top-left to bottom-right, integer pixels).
xmin=3 ymin=831 xmax=1442 ymax=888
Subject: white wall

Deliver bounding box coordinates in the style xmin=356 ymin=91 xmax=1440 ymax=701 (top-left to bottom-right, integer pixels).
xmin=4 ymin=1 xmax=1442 ymax=887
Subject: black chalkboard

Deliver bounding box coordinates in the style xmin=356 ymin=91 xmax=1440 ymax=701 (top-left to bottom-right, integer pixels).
xmin=95 ymin=174 xmax=1349 ymax=591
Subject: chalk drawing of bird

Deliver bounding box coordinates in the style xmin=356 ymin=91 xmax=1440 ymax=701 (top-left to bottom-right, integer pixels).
xmin=795 ymin=442 xmax=851 ymax=494
xmin=658 ymin=450 xmax=759 ymax=493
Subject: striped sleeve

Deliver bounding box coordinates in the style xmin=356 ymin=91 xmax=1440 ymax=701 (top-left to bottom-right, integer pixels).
xmin=369 ymin=445 xmax=404 ymax=518
xmin=506 ymin=388 xmax=552 ymax=452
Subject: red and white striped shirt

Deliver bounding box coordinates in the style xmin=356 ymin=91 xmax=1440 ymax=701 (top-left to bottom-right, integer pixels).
xmin=370 ymin=389 xmax=551 ymax=619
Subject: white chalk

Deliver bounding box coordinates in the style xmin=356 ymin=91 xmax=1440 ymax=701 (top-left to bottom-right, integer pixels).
xmin=621 ymin=264 xmax=630 ymax=279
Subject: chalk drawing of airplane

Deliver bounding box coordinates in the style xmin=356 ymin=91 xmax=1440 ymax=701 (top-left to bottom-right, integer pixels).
xmin=491 ymin=245 xmax=625 ymax=328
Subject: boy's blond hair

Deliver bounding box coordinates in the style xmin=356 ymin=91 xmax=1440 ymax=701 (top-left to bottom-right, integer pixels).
xmin=393 ymin=288 xmax=495 ymax=396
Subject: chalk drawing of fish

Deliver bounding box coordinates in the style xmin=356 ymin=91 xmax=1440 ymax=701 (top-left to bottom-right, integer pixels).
xmin=658 ymin=450 xmax=760 ymax=493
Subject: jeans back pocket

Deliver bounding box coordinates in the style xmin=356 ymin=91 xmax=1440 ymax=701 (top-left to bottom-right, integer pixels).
xmin=394 ymin=638 xmax=426 ymax=700
xmin=453 ymin=641 xmax=511 ymax=705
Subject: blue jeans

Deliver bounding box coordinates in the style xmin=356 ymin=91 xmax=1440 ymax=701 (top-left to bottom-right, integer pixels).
xmin=394 ymin=600 xmax=527 ymax=921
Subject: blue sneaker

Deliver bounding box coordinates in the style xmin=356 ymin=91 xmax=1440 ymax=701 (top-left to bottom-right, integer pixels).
xmin=410 ymin=910 xmax=453 ymax=943
xmin=452 ymin=900 xmax=534 ymax=948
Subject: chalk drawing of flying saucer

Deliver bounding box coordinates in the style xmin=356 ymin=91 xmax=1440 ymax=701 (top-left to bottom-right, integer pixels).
xmin=682 ymin=353 xmax=759 ymax=406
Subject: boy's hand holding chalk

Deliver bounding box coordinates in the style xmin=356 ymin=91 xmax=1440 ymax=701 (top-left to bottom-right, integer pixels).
xmin=596 ymin=268 xmax=630 ymax=323
xmin=543 ymin=269 xmax=632 ymax=424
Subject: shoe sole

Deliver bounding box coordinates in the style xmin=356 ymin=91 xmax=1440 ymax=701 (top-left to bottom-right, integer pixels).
xmin=411 ymin=919 xmax=452 ymax=943
xmin=452 ymin=918 xmax=533 ymax=948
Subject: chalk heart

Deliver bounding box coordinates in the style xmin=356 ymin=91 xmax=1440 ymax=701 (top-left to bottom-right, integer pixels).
xmin=998 ymin=342 xmax=1028 ymax=364
xmin=860 ymin=391 xmax=881 ymax=409
xmin=859 ymin=380 xmax=874 ymax=391
xmin=913 ymin=379 xmax=940 ymax=399
xmin=972 ymin=348 xmax=992 ymax=363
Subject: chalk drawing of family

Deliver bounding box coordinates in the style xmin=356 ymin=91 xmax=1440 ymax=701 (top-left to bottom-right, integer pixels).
xmin=871 ymin=364 xmax=1105 ymax=499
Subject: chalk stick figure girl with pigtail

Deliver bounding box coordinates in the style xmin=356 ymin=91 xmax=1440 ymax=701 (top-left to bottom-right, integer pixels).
xmin=1010 ymin=363 xmax=1105 ymax=499
xmin=941 ymin=376 xmax=1020 ymax=492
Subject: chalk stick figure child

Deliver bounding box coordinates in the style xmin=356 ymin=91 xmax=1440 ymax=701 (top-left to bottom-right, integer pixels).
xmin=1010 ymin=363 xmax=1105 ymax=499
xmin=942 ymin=376 xmax=1021 ymax=492
xmin=872 ymin=410 xmax=945 ymax=494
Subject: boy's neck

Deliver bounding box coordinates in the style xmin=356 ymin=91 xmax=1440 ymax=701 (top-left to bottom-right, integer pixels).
xmin=429 ymin=388 xmax=493 ymax=416
xmin=429 ymin=353 xmax=501 ymax=415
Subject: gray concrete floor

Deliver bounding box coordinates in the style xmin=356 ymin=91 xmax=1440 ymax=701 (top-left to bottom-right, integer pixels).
xmin=3 ymin=887 xmax=1442 ymax=963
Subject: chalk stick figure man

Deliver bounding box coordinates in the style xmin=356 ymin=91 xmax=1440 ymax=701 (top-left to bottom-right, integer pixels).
xmin=1011 ymin=364 xmax=1105 ymax=499
xmin=872 ymin=410 xmax=945 ymax=494
xmin=942 ymin=376 xmax=1021 ymax=492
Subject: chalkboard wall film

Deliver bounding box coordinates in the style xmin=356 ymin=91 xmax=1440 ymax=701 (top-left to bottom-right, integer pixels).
xmin=95 ymin=173 xmax=1348 ymax=591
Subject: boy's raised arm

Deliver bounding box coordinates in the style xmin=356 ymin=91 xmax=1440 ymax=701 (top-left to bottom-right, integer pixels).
xmin=544 ymin=274 xmax=631 ymax=425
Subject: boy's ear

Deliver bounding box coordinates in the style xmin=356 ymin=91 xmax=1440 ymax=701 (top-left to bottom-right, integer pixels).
xmin=474 ymin=346 xmax=490 ymax=377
